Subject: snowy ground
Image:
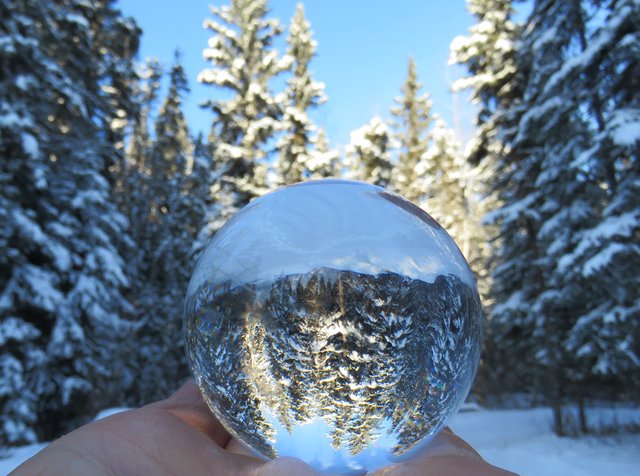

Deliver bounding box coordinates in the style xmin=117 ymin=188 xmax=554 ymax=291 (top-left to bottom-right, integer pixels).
xmin=451 ymin=407 xmax=640 ymax=476
xmin=1 ymin=406 xmax=638 ymax=475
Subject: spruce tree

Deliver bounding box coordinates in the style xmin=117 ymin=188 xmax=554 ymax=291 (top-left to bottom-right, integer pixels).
xmin=276 ymin=3 xmax=326 ymax=185
xmin=449 ymin=0 xmax=520 ymax=165
xmin=390 ymin=57 xmax=433 ymax=202
xmin=449 ymin=0 xmax=520 ymax=310
xmin=307 ymin=127 xmax=340 ymax=179
xmin=463 ymin=0 xmax=640 ymax=432
xmin=346 ymin=117 xmax=393 ymax=188
xmin=131 ymin=53 xmax=197 ymax=403
xmin=449 ymin=0 xmax=523 ymax=399
xmin=122 ymin=59 xmax=163 ymax=252
xmin=0 ymin=0 xmax=140 ymax=443
xmin=198 ymin=0 xmax=288 ymax=237
xmin=536 ymin=0 xmax=640 ymax=410
xmin=416 ymin=120 xmax=468 ymax=250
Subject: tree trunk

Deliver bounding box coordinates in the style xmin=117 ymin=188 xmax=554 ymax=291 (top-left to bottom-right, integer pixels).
xmin=578 ymin=395 xmax=589 ymax=434
xmin=553 ymin=403 xmax=565 ymax=436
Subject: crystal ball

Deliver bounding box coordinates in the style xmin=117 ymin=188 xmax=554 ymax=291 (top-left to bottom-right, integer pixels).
xmin=184 ymin=180 xmax=481 ymax=473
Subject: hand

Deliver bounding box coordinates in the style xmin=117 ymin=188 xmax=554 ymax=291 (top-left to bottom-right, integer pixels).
xmin=12 ymin=381 xmax=515 ymax=475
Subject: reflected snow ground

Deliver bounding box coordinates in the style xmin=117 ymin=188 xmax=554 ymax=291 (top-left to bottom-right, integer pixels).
xmin=264 ymin=409 xmax=408 ymax=474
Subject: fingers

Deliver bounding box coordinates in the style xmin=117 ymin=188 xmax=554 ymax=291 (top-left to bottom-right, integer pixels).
xmin=226 ymin=436 xmax=266 ymax=458
xmin=152 ymin=379 xmax=232 ymax=448
xmin=369 ymin=427 xmax=517 ymax=476
xmin=413 ymin=427 xmax=484 ymax=461
xmin=372 ymin=455 xmax=517 ymax=476
xmin=253 ymin=456 xmax=324 ymax=476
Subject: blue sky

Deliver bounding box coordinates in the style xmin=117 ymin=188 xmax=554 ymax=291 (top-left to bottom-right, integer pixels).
xmin=116 ymin=0 xmax=476 ymax=148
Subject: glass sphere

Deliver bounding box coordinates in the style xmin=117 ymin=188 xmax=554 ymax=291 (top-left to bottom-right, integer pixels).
xmin=184 ymin=180 xmax=481 ymax=473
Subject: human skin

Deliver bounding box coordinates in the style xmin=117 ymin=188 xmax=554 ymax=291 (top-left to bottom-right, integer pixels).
xmin=12 ymin=381 xmax=516 ymax=476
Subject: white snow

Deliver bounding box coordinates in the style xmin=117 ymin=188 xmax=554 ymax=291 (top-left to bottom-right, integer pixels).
xmin=70 ymin=189 xmax=105 ymax=209
xmin=582 ymin=242 xmax=634 ymax=277
xmin=557 ymin=211 xmax=639 ymax=273
xmin=61 ymin=377 xmax=90 ymax=406
xmin=93 ymin=407 xmax=129 ymax=421
xmin=609 ymin=109 xmax=640 ymax=146
xmin=0 ymin=444 xmax=47 ymax=474
xmin=20 ymin=266 xmax=64 ymax=313
xmin=2 ymin=406 xmax=637 ymax=475
xmin=197 ymin=68 xmax=235 ymax=86
xmin=0 ymin=318 xmax=40 ymax=346
xmin=0 ymin=111 xmax=33 ymax=128
xmin=65 ymin=13 xmax=89 ymax=29
xmin=514 ymin=97 xmax=563 ymax=144
xmin=190 ymin=180 xmax=476 ymax=295
xmin=485 ymin=192 xmax=540 ymax=226
xmin=451 ymin=406 xmax=640 ymax=476
xmin=22 ymin=132 xmax=40 ymax=159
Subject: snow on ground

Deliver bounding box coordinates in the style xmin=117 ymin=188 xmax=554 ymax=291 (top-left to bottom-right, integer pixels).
xmin=450 ymin=407 xmax=640 ymax=476
xmin=1 ymin=406 xmax=639 ymax=475
xmin=0 ymin=443 xmax=46 ymax=475
xmin=0 ymin=407 xmax=129 ymax=475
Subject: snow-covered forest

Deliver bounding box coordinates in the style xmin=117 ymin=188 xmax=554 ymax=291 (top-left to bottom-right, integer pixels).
xmin=1 ymin=0 xmax=638 ymax=449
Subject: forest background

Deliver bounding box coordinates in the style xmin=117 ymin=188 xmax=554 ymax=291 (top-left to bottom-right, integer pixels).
xmin=1 ymin=0 xmax=638 ymax=447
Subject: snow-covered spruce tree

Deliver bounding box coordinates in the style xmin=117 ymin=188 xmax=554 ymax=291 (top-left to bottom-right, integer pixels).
xmin=477 ymin=0 xmax=639 ymax=433
xmin=346 ymin=117 xmax=393 ymax=187
xmin=449 ymin=0 xmax=520 ymax=305
xmin=0 ymin=0 xmax=140 ymax=444
xmin=511 ymin=0 xmax=618 ymax=432
xmin=479 ymin=0 xmax=590 ymax=422
xmin=307 ymin=127 xmax=340 ymax=179
xmin=537 ymin=0 xmax=640 ymax=409
xmin=198 ymin=0 xmax=288 ymax=239
xmin=122 ymin=59 xmax=163 ymax=252
xmin=449 ymin=0 xmax=520 ymax=166
xmin=129 ymin=53 xmax=197 ymax=404
xmin=524 ymin=0 xmax=639 ymax=432
xmin=449 ymin=0 xmax=525 ymax=399
xmin=389 ymin=57 xmax=433 ymax=202
xmin=276 ymin=3 xmax=326 ymax=185
xmin=416 ymin=120 xmax=469 ymax=254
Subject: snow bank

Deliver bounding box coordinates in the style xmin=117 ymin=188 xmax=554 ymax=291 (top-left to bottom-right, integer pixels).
xmin=451 ymin=407 xmax=640 ymax=476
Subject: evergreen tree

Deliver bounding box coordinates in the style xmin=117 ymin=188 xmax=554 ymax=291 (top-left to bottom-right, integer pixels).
xmin=276 ymin=3 xmax=326 ymax=185
xmin=306 ymin=127 xmax=340 ymax=179
xmin=416 ymin=119 xmax=470 ymax=253
xmin=464 ymin=0 xmax=639 ymax=432
xmin=449 ymin=0 xmax=521 ymax=311
xmin=131 ymin=53 xmax=197 ymax=403
xmin=534 ymin=0 xmax=640 ymax=412
xmin=346 ymin=117 xmax=393 ymax=187
xmin=122 ymin=59 xmax=163 ymax=253
xmin=449 ymin=0 xmax=523 ymax=399
xmin=481 ymin=1 xmax=590 ymax=424
xmin=449 ymin=0 xmax=520 ymax=165
xmin=390 ymin=57 xmax=433 ymax=202
xmin=198 ymin=0 xmax=288 ymax=237
xmin=0 ymin=0 xmax=140 ymax=443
